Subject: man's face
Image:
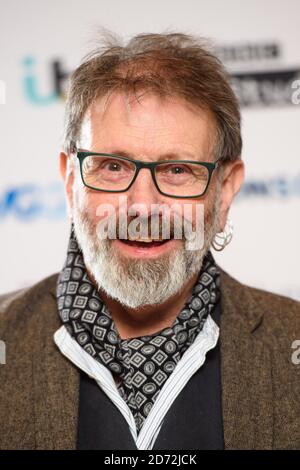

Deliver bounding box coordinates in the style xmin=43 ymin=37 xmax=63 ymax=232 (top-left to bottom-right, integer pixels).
xmin=62 ymin=92 xmax=226 ymax=308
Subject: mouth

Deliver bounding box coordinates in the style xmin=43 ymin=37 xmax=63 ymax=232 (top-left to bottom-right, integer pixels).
xmin=122 ymin=237 xmax=169 ymax=246
xmin=113 ymin=237 xmax=179 ymax=258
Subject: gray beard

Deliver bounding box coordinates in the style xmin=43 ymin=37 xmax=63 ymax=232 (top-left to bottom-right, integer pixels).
xmin=72 ymin=196 xmax=220 ymax=309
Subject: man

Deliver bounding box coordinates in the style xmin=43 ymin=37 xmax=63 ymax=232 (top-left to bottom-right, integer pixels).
xmin=1 ymin=32 xmax=300 ymax=450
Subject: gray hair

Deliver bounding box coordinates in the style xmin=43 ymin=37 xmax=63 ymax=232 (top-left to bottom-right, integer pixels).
xmin=63 ymin=31 xmax=242 ymax=162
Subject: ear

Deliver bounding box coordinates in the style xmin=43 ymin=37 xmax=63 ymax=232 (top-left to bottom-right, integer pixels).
xmin=218 ymin=159 xmax=245 ymax=231
xmin=59 ymin=151 xmax=74 ymax=220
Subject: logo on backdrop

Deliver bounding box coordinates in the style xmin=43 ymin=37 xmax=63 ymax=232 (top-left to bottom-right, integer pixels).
xmin=22 ymin=41 xmax=300 ymax=108
xmin=216 ymin=41 xmax=300 ymax=107
xmin=0 ymin=183 xmax=66 ymax=221
xmin=22 ymin=56 xmax=68 ymax=105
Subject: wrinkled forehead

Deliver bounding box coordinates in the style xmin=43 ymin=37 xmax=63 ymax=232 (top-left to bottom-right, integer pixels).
xmin=79 ymin=91 xmax=218 ymax=158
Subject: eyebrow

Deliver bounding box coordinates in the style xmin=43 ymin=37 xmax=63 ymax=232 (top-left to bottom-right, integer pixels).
xmin=97 ymin=149 xmax=204 ymax=162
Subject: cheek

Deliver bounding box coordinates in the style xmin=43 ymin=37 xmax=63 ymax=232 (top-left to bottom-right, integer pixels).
xmin=74 ymin=186 xmax=121 ymax=225
xmin=188 ymin=198 xmax=216 ymax=232
xmin=72 ymin=179 xmax=89 ymax=213
xmin=185 ymin=201 xmax=208 ymax=228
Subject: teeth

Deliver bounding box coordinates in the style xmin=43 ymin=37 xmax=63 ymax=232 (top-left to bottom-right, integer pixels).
xmin=126 ymin=237 xmax=164 ymax=243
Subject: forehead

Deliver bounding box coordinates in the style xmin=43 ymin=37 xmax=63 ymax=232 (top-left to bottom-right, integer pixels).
xmin=81 ymin=91 xmax=217 ymax=159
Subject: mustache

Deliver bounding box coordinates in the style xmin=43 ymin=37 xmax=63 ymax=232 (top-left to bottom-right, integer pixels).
xmin=105 ymin=214 xmax=201 ymax=240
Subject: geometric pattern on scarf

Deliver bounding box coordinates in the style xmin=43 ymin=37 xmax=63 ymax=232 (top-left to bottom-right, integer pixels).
xmin=56 ymin=227 xmax=220 ymax=433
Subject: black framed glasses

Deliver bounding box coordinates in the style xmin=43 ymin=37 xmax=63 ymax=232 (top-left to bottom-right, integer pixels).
xmin=76 ymin=148 xmax=222 ymax=199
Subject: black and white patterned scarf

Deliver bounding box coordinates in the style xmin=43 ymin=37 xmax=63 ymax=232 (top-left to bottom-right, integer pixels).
xmin=56 ymin=226 xmax=220 ymax=432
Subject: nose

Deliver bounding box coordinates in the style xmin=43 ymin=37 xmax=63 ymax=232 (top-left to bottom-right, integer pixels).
xmin=126 ymin=167 xmax=162 ymax=212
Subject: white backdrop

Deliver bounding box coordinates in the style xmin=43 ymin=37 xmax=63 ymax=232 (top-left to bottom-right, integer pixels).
xmin=0 ymin=0 xmax=299 ymax=300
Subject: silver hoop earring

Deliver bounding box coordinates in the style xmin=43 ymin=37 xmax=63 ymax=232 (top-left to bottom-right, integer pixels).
xmin=212 ymin=219 xmax=233 ymax=252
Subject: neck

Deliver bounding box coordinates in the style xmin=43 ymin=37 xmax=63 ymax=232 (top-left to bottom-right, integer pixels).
xmin=89 ymin=270 xmax=198 ymax=339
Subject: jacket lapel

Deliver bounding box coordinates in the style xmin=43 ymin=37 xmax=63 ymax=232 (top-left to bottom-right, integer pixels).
xmin=219 ymin=269 xmax=274 ymax=449
xmin=32 ymin=285 xmax=80 ymax=449
xmin=0 ymin=274 xmax=79 ymax=450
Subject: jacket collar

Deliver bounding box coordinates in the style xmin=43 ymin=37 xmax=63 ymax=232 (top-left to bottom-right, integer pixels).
xmin=219 ymin=267 xmax=264 ymax=333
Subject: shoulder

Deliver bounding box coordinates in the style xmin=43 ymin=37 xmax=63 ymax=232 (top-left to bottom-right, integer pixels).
xmin=0 ymin=273 xmax=59 ymax=330
xmin=219 ymin=266 xmax=300 ymax=340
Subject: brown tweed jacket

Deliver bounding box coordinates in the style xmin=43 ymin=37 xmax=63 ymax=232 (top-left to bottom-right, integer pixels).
xmin=0 ymin=268 xmax=300 ymax=450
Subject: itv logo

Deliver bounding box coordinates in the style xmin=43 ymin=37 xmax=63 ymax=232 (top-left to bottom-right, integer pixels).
xmin=22 ymin=56 xmax=70 ymax=105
